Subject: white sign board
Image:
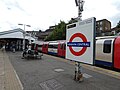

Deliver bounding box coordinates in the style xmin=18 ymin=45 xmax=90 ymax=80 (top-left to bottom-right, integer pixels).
xmin=66 ymin=17 xmax=96 ymax=65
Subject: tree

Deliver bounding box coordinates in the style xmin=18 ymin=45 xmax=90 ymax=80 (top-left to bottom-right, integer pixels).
xmin=45 ymin=21 xmax=66 ymax=41
xmin=116 ymin=21 xmax=120 ymax=28
xmin=45 ymin=18 xmax=78 ymax=41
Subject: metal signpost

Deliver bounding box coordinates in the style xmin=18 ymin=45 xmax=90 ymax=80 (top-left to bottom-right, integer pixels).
xmin=75 ymin=0 xmax=85 ymax=21
xmin=66 ymin=0 xmax=96 ymax=82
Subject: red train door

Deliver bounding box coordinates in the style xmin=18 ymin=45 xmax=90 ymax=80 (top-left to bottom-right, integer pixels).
xmin=114 ymin=36 xmax=120 ymax=69
xmin=58 ymin=43 xmax=66 ymax=57
xmin=58 ymin=43 xmax=62 ymax=57
xmin=62 ymin=43 xmax=66 ymax=57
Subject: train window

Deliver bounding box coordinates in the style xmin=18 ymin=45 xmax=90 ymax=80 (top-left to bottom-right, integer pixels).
xmin=43 ymin=44 xmax=47 ymax=48
xmin=38 ymin=45 xmax=42 ymax=47
xmin=48 ymin=45 xmax=53 ymax=48
xmin=63 ymin=44 xmax=66 ymax=50
xmin=60 ymin=44 xmax=63 ymax=49
xmin=60 ymin=44 xmax=66 ymax=50
xmin=48 ymin=44 xmax=58 ymax=49
xmin=53 ymin=45 xmax=58 ymax=49
xmin=103 ymin=40 xmax=112 ymax=53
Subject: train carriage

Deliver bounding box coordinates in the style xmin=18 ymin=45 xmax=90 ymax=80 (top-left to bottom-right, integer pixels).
xmin=48 ymin=41 xmax=58 ymax=55
xmin=113 ymin=36 xmax=120 ymax=69
xmin=35 ymin=41 xmax=43 ymax=52
xmin=57 ymin=40 xmax=66 ymax=57
xmin=42 ymin=42 xmax=49 ymax=54
xmin=36 ymin=36 xmax=120 ymax=70
xmin=96 ymin=36 xmax=120 ymax=70
xmin=95 ymin=37 xmax=115 ymax=68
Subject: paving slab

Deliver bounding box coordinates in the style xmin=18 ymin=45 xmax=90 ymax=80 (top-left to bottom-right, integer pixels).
xmin=0 ymin=50 xmax=23 ymax=90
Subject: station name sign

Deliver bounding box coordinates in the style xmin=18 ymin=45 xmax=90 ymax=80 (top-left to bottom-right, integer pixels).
xmin=66 ymin=17 xmax=96 ymax=65
xmin=67 ymin=42 xmax=90 ymax=47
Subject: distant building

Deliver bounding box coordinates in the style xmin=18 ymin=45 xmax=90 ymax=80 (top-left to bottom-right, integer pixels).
xmin=26 ymin=31 xmax=38 ymax=40
xmin=26 ymin=26 xmax=55 ymax=41
xmin=111 ymin=27 xmax=120 ymax=35
xmin=36 ymin=26 xmax=55 ymax=41
xmin=35 ymin=19 xmax=112 ymax=41
xmin=96 ymin=19 xmax=111 ymax=36
xmin=0 ymin=28 xmax=35 ymax=50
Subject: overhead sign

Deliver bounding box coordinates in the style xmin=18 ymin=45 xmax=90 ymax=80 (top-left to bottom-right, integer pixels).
xmin=66 ymin=17 xmax=96 ymax=65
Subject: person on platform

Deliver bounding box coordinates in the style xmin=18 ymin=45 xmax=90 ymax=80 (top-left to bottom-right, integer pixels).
xmin=1 ymin=44 xmax=5 ymax=52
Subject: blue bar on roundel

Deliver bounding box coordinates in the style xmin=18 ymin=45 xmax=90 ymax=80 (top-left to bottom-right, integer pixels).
xmin=67 ymin=42 xmax=90 ymax=47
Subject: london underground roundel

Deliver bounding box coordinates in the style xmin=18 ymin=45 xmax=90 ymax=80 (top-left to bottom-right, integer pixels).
xmin=68 ymin=33 xmax=89 ymax=56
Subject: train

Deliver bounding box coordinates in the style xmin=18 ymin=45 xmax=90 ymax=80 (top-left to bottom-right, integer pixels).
xmin=34 ymin=36 xmax=120 ymax=70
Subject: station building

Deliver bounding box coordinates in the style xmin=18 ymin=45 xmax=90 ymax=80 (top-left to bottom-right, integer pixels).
xmin=0 ymin=28 xmax=35 ymax=51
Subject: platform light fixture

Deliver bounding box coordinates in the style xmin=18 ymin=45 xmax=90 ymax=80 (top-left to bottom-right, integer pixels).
xmin=75 ymin=0 xmax=85 ymax=21
xmin=18 ymin=24 xmax=31 ymax=50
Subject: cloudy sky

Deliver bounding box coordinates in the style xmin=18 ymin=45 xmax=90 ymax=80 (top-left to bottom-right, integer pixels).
xmin=0 ymin=0 xmax=120 ymax=31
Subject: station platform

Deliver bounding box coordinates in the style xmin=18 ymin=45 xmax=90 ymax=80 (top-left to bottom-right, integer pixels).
xmin=55 ymin=55 xmax=120 ymax=79
xmin=0 ymin=50 xmax=23 ymax=90
xmin=0 ymin=50 xmax=120 ymax=90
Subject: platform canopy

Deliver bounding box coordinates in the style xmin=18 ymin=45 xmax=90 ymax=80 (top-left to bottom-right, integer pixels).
xmin=0 ymin=28 xmax=35 ymax=41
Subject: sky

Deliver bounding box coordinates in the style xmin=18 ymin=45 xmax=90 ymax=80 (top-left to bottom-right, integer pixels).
xmin=0 ymin=0 xmax=120 ymax=32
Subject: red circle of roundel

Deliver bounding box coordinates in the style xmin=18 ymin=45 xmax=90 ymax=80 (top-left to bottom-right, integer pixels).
xmin=69 ymin=33 xmax=87 ymax=56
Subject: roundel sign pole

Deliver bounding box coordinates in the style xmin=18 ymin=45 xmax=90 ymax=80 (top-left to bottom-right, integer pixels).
xmin=66 ymin=17 xmax=96 ymax=65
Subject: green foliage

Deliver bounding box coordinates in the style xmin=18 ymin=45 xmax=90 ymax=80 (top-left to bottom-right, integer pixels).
xmin=45 ymin=18 xmax=78 ymax=41
xmin=45 ymin=21 xmax=66 ymax=41
xmin=116 ymin=21 xmax=120 ymax=28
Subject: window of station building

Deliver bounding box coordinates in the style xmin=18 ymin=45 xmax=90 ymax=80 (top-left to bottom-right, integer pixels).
xmin=100 ymin=27 xmax=102 ymax=31
xmin=97 ymin=22 xmax=100 ymax=25
xmin=100 ymin=21 xmax=102 ymax=25
xmin=103 ymin=40 xmax=112 ymax=53
xmin=105 ymin=27 xmax=108 ymax=30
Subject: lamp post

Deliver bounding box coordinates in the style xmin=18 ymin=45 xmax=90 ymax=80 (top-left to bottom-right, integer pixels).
xmin=18 ymin=24 xmax=31 ymax=51
xmin=75 ymin=0 xmax=85 ymax=21
xmin=74 ymin=0 xmax=85 ymax=82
